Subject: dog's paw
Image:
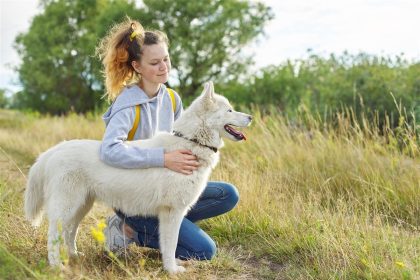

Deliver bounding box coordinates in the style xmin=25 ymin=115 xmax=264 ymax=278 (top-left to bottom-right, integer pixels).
xmin=166 ymin=265 xmax=186 ymax=274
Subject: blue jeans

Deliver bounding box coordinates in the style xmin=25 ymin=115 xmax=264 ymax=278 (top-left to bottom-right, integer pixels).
xmin=116 ymin=181 xmax=239 ymax=260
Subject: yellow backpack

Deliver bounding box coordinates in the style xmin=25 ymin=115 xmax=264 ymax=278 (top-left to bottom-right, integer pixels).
xmin=127 ymin=88 xmax=177 ymax=141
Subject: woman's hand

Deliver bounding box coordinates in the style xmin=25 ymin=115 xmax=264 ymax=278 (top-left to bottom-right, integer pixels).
xmin=164 ymin=149 xmax=200 ymax=175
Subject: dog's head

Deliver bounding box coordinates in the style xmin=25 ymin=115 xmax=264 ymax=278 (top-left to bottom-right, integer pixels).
xmin=188 ymin=81 xmax=252 ymax=142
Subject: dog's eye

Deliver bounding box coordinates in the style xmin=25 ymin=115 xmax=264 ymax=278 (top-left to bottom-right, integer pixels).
xmin=227 ymin=109 xmax=233 ymax=112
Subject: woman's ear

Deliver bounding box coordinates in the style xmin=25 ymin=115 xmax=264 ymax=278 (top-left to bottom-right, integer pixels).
xmin=131 ymin=60 xmax=141 ymax=74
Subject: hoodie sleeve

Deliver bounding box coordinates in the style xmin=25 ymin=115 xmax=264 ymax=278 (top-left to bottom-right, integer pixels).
xmin=99 ymin=107 xmax=165 ymax=169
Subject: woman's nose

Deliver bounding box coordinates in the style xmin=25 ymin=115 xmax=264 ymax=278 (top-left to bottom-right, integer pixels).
xmin=159 ymin=62 xmax=167 ymax=71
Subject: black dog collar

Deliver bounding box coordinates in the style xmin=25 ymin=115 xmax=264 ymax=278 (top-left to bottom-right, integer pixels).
xmin=173 ymin=131 xmax=218 ymax=153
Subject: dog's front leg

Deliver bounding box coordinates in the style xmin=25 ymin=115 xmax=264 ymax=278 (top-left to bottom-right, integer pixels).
xmin=158 ymin=207 xmax=186 ymax=274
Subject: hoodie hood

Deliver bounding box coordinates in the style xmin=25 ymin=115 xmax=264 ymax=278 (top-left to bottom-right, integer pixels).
xmin=102 ymin=84 xmax=168 ymax=125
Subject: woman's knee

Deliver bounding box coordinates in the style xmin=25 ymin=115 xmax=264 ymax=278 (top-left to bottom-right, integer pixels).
xmin=198 ymin=237 xmax=217 ymax=260
xmin=179 ymin=237 xmax=217 ymax=261
xmin=219 ymin=182 xmax=240 ymax=211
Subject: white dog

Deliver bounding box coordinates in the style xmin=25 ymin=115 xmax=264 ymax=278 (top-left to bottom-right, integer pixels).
xmin=24 ymin=82 xmax=252 ymax=274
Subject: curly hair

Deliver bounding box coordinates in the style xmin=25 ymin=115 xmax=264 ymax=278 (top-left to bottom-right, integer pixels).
xmin=96 ymin=17 xmax=169 ymax=102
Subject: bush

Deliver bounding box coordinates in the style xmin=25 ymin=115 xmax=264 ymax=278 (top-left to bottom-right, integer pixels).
xmin=218 ymin=52 xmax=419 ymax=128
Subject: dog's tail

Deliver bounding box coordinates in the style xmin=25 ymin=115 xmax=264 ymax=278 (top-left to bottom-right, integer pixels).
xmin=24 ymin=153 xmax=48 ymax=227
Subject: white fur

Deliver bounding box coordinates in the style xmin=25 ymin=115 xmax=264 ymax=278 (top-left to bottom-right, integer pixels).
xmin=24 ymin=82 xmax=252 ymax=274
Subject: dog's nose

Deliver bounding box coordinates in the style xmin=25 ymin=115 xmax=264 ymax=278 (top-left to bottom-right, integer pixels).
xmin=248 ymin=115 xmax=253 ymax=122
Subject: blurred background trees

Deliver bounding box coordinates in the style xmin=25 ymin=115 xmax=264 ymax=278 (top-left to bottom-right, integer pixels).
xmin=9 ymin=0 xmax=420 ymax=129
xmin=13 ymin=0 xmax=273 ymax=113
xmin=14 ymin=0 xmax=103 ymax=114
xmin=220 ymin=52 xmax=420 ymax=125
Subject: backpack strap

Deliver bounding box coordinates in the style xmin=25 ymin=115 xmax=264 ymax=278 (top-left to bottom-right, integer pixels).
xmin=167 ymin=88 xmax=177 ymax=112
xmin=127 ymin=105 xmax=140 ymax=141
xmin=127 ymin=88 xmax=177 ymax=141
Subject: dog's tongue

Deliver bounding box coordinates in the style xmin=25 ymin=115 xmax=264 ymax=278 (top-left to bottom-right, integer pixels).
xmin=225 ymin=125 xmax=247 ymax=140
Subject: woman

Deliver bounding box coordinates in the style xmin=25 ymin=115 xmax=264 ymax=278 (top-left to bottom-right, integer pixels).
xmin=96 ymin=18 xmax=239 ymax=260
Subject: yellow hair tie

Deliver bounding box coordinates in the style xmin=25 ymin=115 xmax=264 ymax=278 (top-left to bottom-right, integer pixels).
xmin=130 ymin=30 xmax=138 ymax=41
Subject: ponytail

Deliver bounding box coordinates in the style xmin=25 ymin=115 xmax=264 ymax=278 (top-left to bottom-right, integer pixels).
xmin=96 ymin=17 xmax=144 ymax=102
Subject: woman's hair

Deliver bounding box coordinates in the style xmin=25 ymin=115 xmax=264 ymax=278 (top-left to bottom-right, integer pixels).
xmin=96 ymin=17 xmax=169 ymax=102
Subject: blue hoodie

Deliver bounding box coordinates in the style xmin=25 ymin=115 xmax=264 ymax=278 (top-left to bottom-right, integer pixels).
xmin=100 ymin=84 xmax=183 ymax=169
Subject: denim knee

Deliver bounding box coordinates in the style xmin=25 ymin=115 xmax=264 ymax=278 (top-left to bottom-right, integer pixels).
xmin=220 ymin=182 xmax=239 ymax=212
xmin=178 ymin=237 xmax=217 ymax=261
xmin=198 ymin=237 xmax=217 ymax=260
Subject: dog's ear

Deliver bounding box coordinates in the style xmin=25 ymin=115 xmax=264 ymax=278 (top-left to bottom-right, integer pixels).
xmin=202 ymin=81 xmax=215 ymax=103
xmin=200 ymin=81 xmax=216 ymax=111
xmin=209 ymin=81 xmax=215 ymax=99
xmin=203 ymin=82 xmax=210 ymax=92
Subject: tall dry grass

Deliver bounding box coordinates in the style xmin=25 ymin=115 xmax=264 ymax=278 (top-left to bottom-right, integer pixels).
xmin=0 ymin=108 xmax=418 ymax=279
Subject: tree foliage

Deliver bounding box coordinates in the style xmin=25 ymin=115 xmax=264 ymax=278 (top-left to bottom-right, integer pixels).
xmin=15 ymin=0 xmax=104 ymax=114
xmin=14 ymin=0 xmax=273 ymax=114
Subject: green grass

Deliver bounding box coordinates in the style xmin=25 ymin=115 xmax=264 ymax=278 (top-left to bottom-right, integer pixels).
xmin=0 ymin=108 xmax=418 ymax=279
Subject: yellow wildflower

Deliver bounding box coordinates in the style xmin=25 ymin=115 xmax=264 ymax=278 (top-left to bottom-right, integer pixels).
xmin=90 ymin=219 xmax=107 ymax=245
xmin=395 ymin=261 xmax=405 ymax=268
xmin=91 ymin=226 xmax=105 ymax=244
xmin=139 ymin=258 xmax=146 ymax=269
xmin=97 ymin=219 xmax=107 ymax=231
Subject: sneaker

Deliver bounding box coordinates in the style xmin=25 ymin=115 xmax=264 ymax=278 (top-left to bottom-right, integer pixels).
xmin=105 ymin=215 xmax=134 ymax=255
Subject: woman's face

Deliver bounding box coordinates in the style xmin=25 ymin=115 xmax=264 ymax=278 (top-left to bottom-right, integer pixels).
xmin=133 ymin=42 xmax=171 ymax=85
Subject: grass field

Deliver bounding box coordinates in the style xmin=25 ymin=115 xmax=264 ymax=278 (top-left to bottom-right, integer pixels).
xmin=0 ymin=108 xmax=418 ymax=279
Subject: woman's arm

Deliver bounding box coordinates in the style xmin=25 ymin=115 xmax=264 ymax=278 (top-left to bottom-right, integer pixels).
xmin=100 ymin=99 xmax=198 ymax=173
xmin=100 ymin=107 xmax=164 ymax=169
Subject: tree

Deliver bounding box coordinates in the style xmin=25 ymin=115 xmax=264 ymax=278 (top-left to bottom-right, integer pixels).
xmin=15 ymin=0 xmax=107 ymax=114
xmin=15 ymin=0 xmax=273 ymax=113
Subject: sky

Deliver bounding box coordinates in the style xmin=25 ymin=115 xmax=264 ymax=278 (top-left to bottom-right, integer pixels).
xmin=1 ymin=0 xmax=420 ymax=93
